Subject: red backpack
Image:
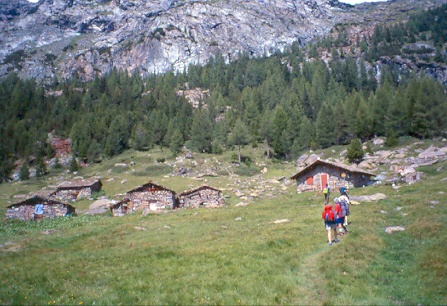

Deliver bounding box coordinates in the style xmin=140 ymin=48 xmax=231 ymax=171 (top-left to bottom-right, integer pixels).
xmin=322 ymin=205 xmax=335 ymax=221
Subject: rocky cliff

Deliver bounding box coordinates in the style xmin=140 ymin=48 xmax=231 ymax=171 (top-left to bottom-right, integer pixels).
xmin=1 ymin=0 xmax=446 ymax=82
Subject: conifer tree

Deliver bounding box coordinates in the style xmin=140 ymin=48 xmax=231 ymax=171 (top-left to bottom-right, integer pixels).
xmin=70 ymin=155 xmax=79 ymax=173
xmin=19 ymin=161 xmax=30 ymax=181
xmin=315 ymin=103 xmax=336 ymax=148
xmin=228 ymin=119 xmax=251 ymax=163
xmin=169 ymin=128 xmax=184 ymax=156
xmin=347 ymin=138 xmax=364 ymax=164
xmin=188 ymin=109 xmax=213 ymax=153
xmin=35 ymin=153 xmax=47 ymax=178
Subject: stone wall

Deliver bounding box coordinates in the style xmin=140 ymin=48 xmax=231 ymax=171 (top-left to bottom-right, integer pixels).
xmin=127 ymin=190 xmax=176 ymax=212
xmin=6 ymin=204 xmax=74 ymax=221
xmin=179 ymin=188 xmax=224 ymax=208
xmin=53 ymin=187 xmax=92 ymax=201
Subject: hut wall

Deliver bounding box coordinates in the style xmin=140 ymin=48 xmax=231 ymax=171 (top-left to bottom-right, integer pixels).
xmin=54 ymin=188 xmax=92 ymax=201
xmin=128 ymin=190 xmax=175 ymax=211
xmin=111 ymin=204 xmax=128 ymax=217
xmin=6 ymin=204 xmax=71 ymax=221
xmin=180 ymin=189 xmax=223 ymax=208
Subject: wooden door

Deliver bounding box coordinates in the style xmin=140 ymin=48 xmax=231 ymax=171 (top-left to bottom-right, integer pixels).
xmin=321 ymin=173 xmax=328 ymax=190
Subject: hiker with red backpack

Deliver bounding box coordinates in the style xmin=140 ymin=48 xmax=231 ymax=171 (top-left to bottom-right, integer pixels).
xmin=322 ymin=202 xmax=339 ymax=245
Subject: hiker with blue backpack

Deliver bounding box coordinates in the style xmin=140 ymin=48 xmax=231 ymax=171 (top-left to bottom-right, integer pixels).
xmin=339 ymin=193 xmax=350 ymax=226
xmin=334 ymin=197 xmax=349 ymax=236
xmin=322 ymin=202 xmax=338 ymax=245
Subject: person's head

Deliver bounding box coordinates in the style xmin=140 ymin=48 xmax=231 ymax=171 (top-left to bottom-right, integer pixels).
xmin=334 ymin=197 xmax=339 ymax=203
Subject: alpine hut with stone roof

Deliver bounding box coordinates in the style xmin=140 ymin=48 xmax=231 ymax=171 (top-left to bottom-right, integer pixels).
xmin=6 ymin=194 xmax=76 ymax=221
xmin=54 ymin=178 xmax=103 ymax=201
xmin=290 ymin=159 xmax=376 ymax=192
xmin=178 ymin=185 xmax=225 ymax=208
xmin=110 ymin=181 xmax=177 ymax=216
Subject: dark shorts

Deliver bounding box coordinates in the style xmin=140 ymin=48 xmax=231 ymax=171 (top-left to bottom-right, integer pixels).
xmin=336 ymin=217 xmax=343 ymax=224
xmin=325 ymin=222 xmax=336 ymax=230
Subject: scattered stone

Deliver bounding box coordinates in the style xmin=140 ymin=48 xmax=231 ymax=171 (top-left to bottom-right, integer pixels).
xmin=135 ymin=226 xmax=147 ymax=231
xmin=121 ymin=179 xmax=127 ymax=184
xmin=235 ymin=217 xmax=242 ymax=221
xmin=373 ymin=138 xmax=385 ymax=145
xmin=164 ymin=225 xmax=171 ymax=229
xmin=350 ymin=193 xmax=387 ymax=202
xmin=430 ymin=201 xmax=439 ymax=205
xmin=385 ymin=226 xmax=405 ymax=234
xmin=395 ymin=207 xmax=402 ymax=211
xmin=379 ymin=210 xmax=387 ymax=214
xmin=42 ymin=229 xmax=59 ymax=235
xmin=114 ymin=163 xmax=127 ymax=167
xmin=234 ymin=202 xmax=248 ymax=207
xmin=271 ymin=219 xmax=289 ymax=224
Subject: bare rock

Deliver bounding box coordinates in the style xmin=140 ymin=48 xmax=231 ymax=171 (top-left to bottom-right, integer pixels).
xmin=271 ymin=219 xmax=289 ymax=224
xmin=350 ymin=193 xmax=387 ymax=202
xmin=385 ymin=226 xmax=405 ymax=234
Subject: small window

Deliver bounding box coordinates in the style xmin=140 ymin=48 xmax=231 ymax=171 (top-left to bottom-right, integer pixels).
xmin=306 ymin=176 xmax=314 ymax=185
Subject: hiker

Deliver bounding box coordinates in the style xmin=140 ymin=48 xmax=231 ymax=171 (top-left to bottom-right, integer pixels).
xmin=334 ymin=198 xmax=348 ymax=236
xmin=322 ymin=202 xmax=338 ymax=245
xmin=34 ymin=203 xmax=44 ymax=221
xmin=340 ymin=186 xmax=349 ymax=198
xmin=323 ymin=184 xmax=330 ymax=204
xmin=339 ymin=193 xmax=350 ymax=226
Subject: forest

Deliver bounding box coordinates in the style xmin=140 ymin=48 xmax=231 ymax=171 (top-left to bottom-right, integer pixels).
xmin=1 ymin=4 xmax=447 ymax=182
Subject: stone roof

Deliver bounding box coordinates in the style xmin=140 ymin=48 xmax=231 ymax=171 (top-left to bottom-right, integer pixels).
xmin=126 ymin=181 xmax=176 ymax=195
xmin=57 ymin=178 xmax=102 ymax=189
xmin=291 ymin=159 xmax=376 ymax=180
xmin=8 ymin=195 xmax=74 ymax=209
xmin=179 ymin=185 xmax=221 ymax=197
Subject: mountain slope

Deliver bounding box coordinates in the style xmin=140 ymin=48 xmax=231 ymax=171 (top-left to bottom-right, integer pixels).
xmin=1 ymin=0 xmax=446 ymax=82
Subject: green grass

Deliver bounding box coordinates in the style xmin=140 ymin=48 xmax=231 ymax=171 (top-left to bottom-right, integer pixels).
xmin=0 ymin=145 xmax=446 ymax=304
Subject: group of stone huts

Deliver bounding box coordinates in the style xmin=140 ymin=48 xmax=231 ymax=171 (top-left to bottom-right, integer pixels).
xmin=6 ymin=158 xmax=377 ymax=221
xmin=6 ymin=178 xmax=226 ymax=221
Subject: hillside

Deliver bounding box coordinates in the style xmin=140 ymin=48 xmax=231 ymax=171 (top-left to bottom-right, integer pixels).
xmin=0 ymin=139 xmax=446 ymax=304
xmin=1 ymin=0 xmax=447 ymax=82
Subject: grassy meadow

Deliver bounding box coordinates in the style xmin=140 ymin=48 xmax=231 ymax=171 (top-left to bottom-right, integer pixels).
xmin=0 ymin=143 xmax=446 ymax=305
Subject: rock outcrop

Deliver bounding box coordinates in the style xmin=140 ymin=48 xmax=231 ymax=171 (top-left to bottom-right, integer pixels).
xmin=1 ymin=0 xmax=447 ymax=82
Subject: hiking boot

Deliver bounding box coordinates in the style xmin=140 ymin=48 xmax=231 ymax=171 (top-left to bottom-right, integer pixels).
xmin=334 ymin=238 xmax=339 ymax=243
xmin=328 ymin=241 xmax=332 ymax=245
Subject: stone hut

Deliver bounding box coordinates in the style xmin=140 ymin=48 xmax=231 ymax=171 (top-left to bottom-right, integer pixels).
xmin=110 ymin=181 xmax=177 ymax=216
xmin=178 ymin=185 xmax=225 ymax=208
xmin=291 ymin=159 xmax=376 ymax=193
xmin=6 ymin=195 xmax=76 ymax=221
xmin=54 ymin=178 xmax=102 ymax=201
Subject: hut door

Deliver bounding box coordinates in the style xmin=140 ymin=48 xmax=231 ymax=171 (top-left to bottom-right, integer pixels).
xmin=321 ymin=173 xmax=328 ymax=190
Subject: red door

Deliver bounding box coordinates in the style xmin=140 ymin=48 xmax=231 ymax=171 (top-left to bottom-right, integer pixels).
xmin=321 ymin=173 xmax=328 ymax=190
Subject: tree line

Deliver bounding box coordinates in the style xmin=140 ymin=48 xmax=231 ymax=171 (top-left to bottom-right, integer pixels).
xmin=1 ymin=4 xmax=447 ymax=182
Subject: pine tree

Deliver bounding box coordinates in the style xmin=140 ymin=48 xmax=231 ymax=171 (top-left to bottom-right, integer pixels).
xmin=258 ymin=111 xmax=274 ymax=159
xmin=188 ymin=109 xmax=213 ymax=153
xmin=315 ymin=103 xmax=336 ymax=148
xmin=169 ymin=128 xmax=184 ymax=156
xmin=347 ymin=138 xmax=364 ymax=164
xmin=70 ymin=155 xmax=79 ymax=173
xmin=228 ymin=119 xmax=252 ymax=163
xmin=271 ymin=105 xmax=289 ymax=156
xmin=35 ymin=154 xmax=47 ymax=178
xmin=19 ymin=161 xmax=30 ymax=181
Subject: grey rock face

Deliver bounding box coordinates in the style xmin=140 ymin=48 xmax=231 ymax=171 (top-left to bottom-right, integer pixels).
xmin=0 ymin=0 xmax=446 ymax=82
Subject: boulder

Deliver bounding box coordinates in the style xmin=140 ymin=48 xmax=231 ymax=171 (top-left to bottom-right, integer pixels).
xmin=385 ymin=226 xmax=405 ymax=234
